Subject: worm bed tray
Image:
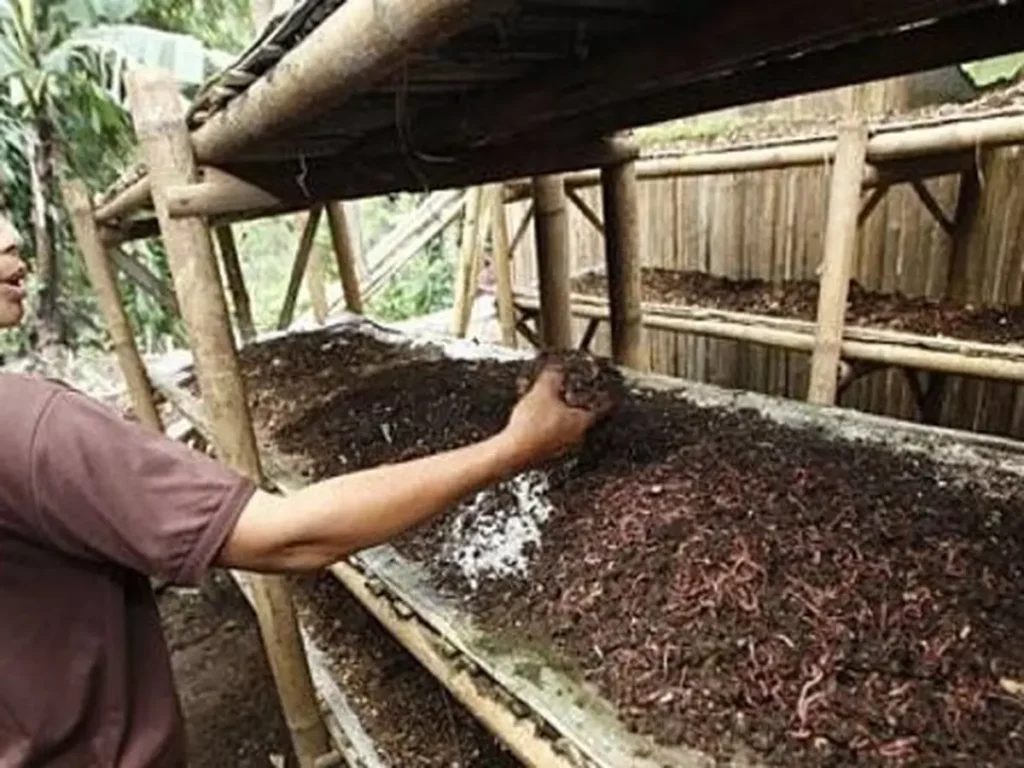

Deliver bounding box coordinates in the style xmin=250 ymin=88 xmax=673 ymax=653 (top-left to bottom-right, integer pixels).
xmin=174 ymin=317 xmax=1024 ymax=766
xmin=571 ymin=268 xmax=1024 ymax=346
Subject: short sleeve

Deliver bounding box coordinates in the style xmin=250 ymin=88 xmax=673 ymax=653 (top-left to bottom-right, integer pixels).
xmin=29 ymin=389 xmax=257 ymax=585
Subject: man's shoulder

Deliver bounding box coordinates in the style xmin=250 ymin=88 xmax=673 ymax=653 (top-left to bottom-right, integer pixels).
xmin=0 ymin=373 xmax=75 ymax=431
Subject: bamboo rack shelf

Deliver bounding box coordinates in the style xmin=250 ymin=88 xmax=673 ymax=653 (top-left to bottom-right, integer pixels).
xmin=512 ymin=289 xmax=1024 ymax=383
xmin=149 ymin=318 xmax=1024 ymax=767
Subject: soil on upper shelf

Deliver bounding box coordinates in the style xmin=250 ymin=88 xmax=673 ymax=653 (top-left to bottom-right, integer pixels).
xmin=570 ymin=268 xmax=1024 ymax=345
xmin=292 ymin=574 xmax=522 ymax=768
xmin=236 ymin=328 xmax=1024 ymax=767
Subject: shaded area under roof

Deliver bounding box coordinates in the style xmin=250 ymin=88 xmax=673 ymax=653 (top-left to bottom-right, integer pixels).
xmin=103 ymin=0 xmax=1024 ymax=208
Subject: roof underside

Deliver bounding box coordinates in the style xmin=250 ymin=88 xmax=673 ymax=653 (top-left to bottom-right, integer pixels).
xmin=109 ymin=0 xmax=1024 ymax=204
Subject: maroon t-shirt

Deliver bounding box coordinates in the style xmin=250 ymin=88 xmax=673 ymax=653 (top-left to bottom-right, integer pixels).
xmin=0 ymin=373 xmax=257 ymax=767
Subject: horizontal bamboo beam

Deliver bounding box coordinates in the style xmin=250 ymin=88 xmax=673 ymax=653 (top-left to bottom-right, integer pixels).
xmin=189 ymin=0 xmax=494 ymax=164
xmin=514 ymin=293 xmax=1024 ymax=383
xmin=164 ymin=139 xmax=636 ymax=220
xmin=504 ymin=146 xmax=977 ymax=201
xmin=94 ymin=177 xmax=151 ymax=222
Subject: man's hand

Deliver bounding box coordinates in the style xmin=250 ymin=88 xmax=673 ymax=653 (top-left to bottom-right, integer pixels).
xmin=497 ymin=365 xmax=611 ymax=471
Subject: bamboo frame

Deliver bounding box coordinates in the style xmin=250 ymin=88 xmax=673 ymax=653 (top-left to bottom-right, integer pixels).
xmin=214 ymin=226 xmax=256 ymax=342
xmin=107 ymin=248 xmax=179 ymax=316
xmin=325 ymin=201 xmax=363 ymax=314
xmin=514 ymin=292 xmax=1024 ymax=383
xmin=126 ymin=67 xmax=333 ymax=768
xmin=502 ymin=112 xmax=1024 ymax=201
xmin=491 ymin=189 xmax=517 ymax=348
xmin=62 ymin=179 xmax=163 ymax=431
xmin=451 ymin=186 xmax=486 ymax=337
xmin=600 ymin=160 xmax=644 ymax=370
xmin=807 ymin=123 xmax=869 ymax=405
xmin=278 ymin=206 xmax=325 ymax=330
xmin=532 ymin=175 xmax=573 ymax=350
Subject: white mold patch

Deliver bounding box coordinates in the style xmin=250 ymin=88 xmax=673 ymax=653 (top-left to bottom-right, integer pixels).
xmin=437 ymin=470 xmax=556 ymax=590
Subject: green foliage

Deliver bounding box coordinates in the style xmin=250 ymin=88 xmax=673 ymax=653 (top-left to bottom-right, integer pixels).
xmin=961 ymin=53 xmax=1024 ymax=88
xmin=369 ymin=237 xmax=455 ymax=322
xmin=134 ymin=0 xmax=251 ymax=53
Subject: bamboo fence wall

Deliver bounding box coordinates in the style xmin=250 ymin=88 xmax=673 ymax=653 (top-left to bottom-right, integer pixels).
xmin=508 ymin=77 xmax=1024 ymax=439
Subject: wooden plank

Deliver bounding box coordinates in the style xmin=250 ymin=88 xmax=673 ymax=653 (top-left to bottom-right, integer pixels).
xmin=807 ymin=123 xmax=869 ymax=405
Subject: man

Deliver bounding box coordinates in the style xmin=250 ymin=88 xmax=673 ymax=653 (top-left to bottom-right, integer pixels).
xmin=0 ymin=211 xmax=604 ymax=766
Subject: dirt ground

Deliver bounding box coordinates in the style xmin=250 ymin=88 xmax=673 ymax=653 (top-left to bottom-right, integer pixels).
xmin=234 ymin=329 xmax=1024 ymax=767
xmin=158 ymin=572 xmax=295 ymax=768
xmin=572 ymin=268 xmax=1024 ymax=345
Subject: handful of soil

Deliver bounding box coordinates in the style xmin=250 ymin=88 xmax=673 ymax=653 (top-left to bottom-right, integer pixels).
xmin=516 ymin=350 xmax=625 ymax=413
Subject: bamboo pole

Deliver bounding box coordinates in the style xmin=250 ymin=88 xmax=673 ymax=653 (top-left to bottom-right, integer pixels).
xmin=567 ymin=187 xmax=605 ymax=236
xmin=451 ymin=186 xmax=485 ymax=337
xmin=491 ymin=189 xmax=517 ymax=348
xmin=807 ymin=123 xmax=869 ymax=405
xmin=126 ymin=68 xmax=333 ymax=768
xmin=532 ymin=175 xmax=573 ymax=350
xmin=188 ymin=0 xmax=484 ymax=163
xmin=107 ymin=248 xmax=179 ymax=316
xmin=278 ymin=207 xmax=324 ymax=330
xmin=600 ymin=160 xmax=645 ymax=370
xmin=508 ymin=201 xmax=535 ymax=255
xmin=62 ymin=179 xmax=163 ymax=431
xmin=307 ymin=244 xmax=329 ymax=324
xmin=325 ymin=201 xmax=363 ymax=314
xmin=94 ymin=176 xmax=150 ymax=222
xmin=516 ymin=288 xmax=1024 ymax=364
xmin=501 ymin=144 xmax=978 ymax=202
xmin=214 ymin=226 xmax=256 ymax=342
xmin=515 ymin=294 xmax=1024 ymax=382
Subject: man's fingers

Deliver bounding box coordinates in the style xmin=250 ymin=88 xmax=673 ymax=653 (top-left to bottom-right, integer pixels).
xmin=533 ymin=365 xmax=566 ymax=394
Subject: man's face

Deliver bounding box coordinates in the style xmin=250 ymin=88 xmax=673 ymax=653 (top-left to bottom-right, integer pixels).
xmin=0 ymin=213 xmax=27 ymax=329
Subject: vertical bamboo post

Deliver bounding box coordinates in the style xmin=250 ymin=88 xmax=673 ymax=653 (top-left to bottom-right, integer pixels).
xmin=126 ymin=68 xmax=332 ymax=768
xmin=600 ymin=160 xmax=645 ymax=370
xmin=279 ymin=206 xmax=324 ymax=330
xmin=532 ymin=175 xmax=573 ymax=350
xmin=807 ymin=122 xmax=869 ymax=405
xmin=62 ymin=179 xmax=163 ymax=431
xmin=451 ymin=186 xmax=485 ymax=337
xmin=213 ymin=226 xmax=256 ymax=343
xmin=491 ymin=190 xmax=517 ymax=348
xmin=325 ymin=201 xmax=363 ymax=314
xmin=307 ymin=244 xmax=329 ymax=324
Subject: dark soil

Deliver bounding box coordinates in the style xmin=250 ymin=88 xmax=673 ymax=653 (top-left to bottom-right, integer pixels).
xmin=223 ymin=334 xmax=524 ymax=766
xmin=158 ymin=572 xmax=294 ymax=768
xmin=292 ymin=574 xmax=522 ymax=768
xmin=572 ymin=268 xmax=1024 ymax=345
xmin=238 ymin=333 xmax=1024 ymax=767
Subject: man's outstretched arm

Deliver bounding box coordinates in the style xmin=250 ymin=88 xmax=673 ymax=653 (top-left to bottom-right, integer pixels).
xmin=218 ymin=368 xmax=605 ymax=573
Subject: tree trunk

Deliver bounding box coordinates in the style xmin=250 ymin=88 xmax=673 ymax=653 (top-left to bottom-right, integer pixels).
xmin=31 ymin=113 xmax=61 ymax=347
